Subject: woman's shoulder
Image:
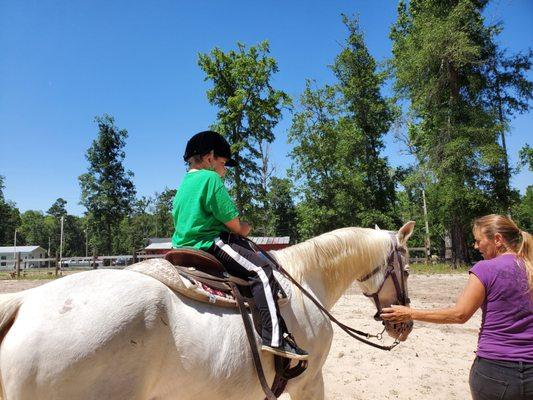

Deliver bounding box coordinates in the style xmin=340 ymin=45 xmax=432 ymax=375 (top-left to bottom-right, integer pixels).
xmin=470 ymin=254 xmax=519 ymax=278
xmin=473 ymin=254 xmax=517 ymax=267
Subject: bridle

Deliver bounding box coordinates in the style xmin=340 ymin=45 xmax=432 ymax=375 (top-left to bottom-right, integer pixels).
xmin=358 ymin=234 xmax=411 ymax=322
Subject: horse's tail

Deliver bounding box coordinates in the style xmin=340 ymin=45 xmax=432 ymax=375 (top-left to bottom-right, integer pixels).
xmin=0 ymin=292 xmax=24 ymax=341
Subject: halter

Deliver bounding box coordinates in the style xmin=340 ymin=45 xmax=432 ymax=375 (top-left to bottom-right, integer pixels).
xmin=357 ymin=234 xmax=411 ymax=321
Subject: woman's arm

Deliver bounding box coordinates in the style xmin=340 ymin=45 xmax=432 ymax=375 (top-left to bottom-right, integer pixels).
xmin=381 ymin=274 xmax=486 ymax=324
xmin=225 ymin=217 xmax=251 ymax=237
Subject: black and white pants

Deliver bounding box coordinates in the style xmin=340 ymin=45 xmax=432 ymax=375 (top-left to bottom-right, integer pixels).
xmin=207 ymin=231 xmax=283 ymax=347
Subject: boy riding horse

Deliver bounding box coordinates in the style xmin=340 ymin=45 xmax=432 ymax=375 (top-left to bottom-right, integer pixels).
xmin=172 ymin=130 xmax=308 ymax=360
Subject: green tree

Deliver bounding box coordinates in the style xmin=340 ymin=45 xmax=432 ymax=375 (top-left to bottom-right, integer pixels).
xmin=265 ymin=177 xmax=298 ymax=242
xmin=45 ymin=197 xmax=68 ymax=256
xmin=512 ymin=186 xmax=532 ymax=233
xmin=0 ymin=176 xmax=21 ymax=246
xmin=519 ymin=144 xmax=533 ymax=172
xmin=79 ymin=115 xmax=136 ymax=255
xmin=331 ymin=15 xmax=398 ymax=225
xmin=119 ymin=196 xmax=154 ymax=254
xmin=484 ymin=46 xmax=533 ymax=211
xmin=289 ymin=82 xmax=344 ymax=239
xmin=47 ymin=198 xmax=68 ymax=219
xmin=18 ymin=210 xmax=49 ymax=248
xmin=198 ymin=41 xmax=291 ymax=226
xmin=389 ymin=0 xmax=525 ymax=263
xmin=62 ymin=215 xmax=85 ymax=257
xmin=153 ymin=188 xmax=176 ymax=238
xmin=289 ymin=16 xmax=398 ymax=239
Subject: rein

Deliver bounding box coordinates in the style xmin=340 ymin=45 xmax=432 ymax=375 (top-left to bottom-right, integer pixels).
xmin=248 ymin=235 xmax=409 ymax=352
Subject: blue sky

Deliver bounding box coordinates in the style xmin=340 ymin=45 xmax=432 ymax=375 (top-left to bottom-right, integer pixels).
xmin=1 ymin=0 xmax=531 ymax=216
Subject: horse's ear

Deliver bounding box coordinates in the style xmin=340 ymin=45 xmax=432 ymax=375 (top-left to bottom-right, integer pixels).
xmin=374 ymin=224 xmax=381 ymax=230
xmin=397 ymin=221 xmax=415 ymax=244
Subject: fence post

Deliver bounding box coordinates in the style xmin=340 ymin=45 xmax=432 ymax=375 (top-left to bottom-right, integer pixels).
xmin=132 ymin=250 xmax=137 ymax=264
xmin=55 ymin=256 xmax=59 ymax=277
xmin=15 ymin=252 xmax=21 ymax=278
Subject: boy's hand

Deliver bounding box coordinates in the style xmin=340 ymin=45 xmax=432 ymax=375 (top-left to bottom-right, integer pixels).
xmin=225 ymin=217 xmax=251 ymax=236
xmin=240 ymin=221 xmax=251 ymax=236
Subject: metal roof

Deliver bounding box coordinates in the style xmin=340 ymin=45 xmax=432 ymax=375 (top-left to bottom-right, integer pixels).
xmin=0 ymin=246 xmax=45 ymax=253
xmin=144 ymin=236 xmax=290 ymax=250
xmin=145 ymin=242 xmax=173 ymax=250
xmin=147 ymin=238 xmax=172 ymax=244
xmin=248 ymin=237 xmax=291 ymax=245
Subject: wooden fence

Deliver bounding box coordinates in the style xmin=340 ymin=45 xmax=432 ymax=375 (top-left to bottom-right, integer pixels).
xmin=2 ymin=247 xmax=434 ymax=280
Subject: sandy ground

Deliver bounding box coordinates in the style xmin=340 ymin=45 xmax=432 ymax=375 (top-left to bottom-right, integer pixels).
xmin=0 ymin=273 xmax=479 ymax=399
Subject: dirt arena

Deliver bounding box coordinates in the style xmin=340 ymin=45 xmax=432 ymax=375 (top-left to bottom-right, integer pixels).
xmin=0 ymin=273 xmax=479 ymax=399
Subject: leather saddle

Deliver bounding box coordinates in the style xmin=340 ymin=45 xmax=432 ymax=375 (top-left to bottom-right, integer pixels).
xmin=164 ymin=248 xmax=251 ymax=294
xmin=165 ymin=248 xmax=226 ymax=276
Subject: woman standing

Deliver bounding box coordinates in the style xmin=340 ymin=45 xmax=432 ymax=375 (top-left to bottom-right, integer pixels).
xmin=381 ymin=214 xmax=533 ymax=400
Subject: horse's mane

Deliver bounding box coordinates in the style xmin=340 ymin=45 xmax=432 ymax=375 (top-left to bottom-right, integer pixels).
xmin=276 ymin=227 xmax=392 ymax=293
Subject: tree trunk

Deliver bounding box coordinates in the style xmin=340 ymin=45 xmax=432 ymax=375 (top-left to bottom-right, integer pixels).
xmin=451 ymin=218 xmax=469 ymax=266
xmin=497 ymin=90 xmax=511 ymax=216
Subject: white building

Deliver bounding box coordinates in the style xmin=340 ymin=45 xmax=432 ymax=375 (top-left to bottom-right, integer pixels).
xmin=0 ymin=246 xmax=47 ymax=269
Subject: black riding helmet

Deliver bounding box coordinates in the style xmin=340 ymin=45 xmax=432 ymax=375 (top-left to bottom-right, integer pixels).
xmin=183 ymin=130 xmax=236 ymax=167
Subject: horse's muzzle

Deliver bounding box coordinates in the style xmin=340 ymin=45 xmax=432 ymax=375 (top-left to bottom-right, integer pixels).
xmin=384 ymin=320 xmax=413 ymax=341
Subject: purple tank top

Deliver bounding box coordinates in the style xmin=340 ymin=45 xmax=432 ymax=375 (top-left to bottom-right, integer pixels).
xmin=469 ymin=254 xmax=533 ymax=363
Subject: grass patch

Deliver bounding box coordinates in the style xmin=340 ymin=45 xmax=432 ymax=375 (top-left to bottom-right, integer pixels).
xmin=410 ymin=262 xmax=471 ymax=274
xmin=0 ymin=269 xmax=61 ymax=280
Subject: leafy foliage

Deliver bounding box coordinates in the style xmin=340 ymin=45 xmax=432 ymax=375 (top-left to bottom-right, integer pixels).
xmin=198 ymin=41 xmax=291 ymax=227
xmin=78 ymin=115 xmax=136 ymax=255
xmin=290 ymin=16 xmax=398 ymax=240
xmin=0 ymin=176 xmax=21 ymax=246
xmin=390 ymin=0 xmax=532 ymax=263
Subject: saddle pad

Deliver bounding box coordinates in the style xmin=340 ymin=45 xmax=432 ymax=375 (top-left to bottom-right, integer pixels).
xmin=126 ymin=258 xmax=291 ymax=308
xmin=126 ymin=258 xmax=238 ymax=308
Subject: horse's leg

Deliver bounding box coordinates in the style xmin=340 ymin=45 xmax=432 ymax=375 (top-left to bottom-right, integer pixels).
xmin=286 ymin=371 xmax=325 ymax=400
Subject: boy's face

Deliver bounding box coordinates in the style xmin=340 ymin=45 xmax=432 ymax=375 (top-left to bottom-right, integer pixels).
xmin=204 ymin=152 xmax=228 ymax=178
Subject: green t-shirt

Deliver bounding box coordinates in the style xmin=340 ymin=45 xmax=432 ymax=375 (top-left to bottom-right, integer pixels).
xmin=172 ymin=169 xmax=239 ymax=250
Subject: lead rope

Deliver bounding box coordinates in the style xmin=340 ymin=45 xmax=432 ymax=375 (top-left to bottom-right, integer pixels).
xmin=244 ymin=237 xmax=401 ymax=351
xmin=277 ymin=264 xmax=400 ymax=351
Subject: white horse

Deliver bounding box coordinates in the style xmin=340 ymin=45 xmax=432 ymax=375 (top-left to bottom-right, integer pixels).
xmin=0 ymin=222 xmax=414 ymax=400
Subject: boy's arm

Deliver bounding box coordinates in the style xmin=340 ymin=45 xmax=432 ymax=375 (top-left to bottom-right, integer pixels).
xmin=225 ymin=217 xmax=251 ymax=237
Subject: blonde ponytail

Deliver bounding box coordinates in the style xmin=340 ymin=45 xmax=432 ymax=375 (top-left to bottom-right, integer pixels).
xmin=518 ymin=230 xmax=533 ymax=292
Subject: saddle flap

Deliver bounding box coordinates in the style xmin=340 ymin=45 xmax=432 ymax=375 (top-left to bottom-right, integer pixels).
xmin=165 ymin=248 xmax=226 ymax=275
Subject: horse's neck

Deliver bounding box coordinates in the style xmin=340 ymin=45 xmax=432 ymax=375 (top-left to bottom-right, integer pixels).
xmin=275 ymin=228 xmax=391 ymax=310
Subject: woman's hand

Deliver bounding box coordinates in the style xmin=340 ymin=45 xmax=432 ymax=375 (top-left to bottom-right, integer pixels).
xmin=381 ymin=305 xmax=413 ymax=323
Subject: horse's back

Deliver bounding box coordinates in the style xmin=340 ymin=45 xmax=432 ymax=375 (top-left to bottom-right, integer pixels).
xmin=0 ymin=269 xmax=176 ymax=400
xmin=1 ymin=269 xmax=271 ymax=400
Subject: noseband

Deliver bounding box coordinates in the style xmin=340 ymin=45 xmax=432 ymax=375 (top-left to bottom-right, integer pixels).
xmin=357 ymin=234 xmax=411 ymax=321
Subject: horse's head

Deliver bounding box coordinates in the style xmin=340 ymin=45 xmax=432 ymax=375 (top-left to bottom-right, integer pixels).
xmin=358 ymin=221 xmax=415 ymax=342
